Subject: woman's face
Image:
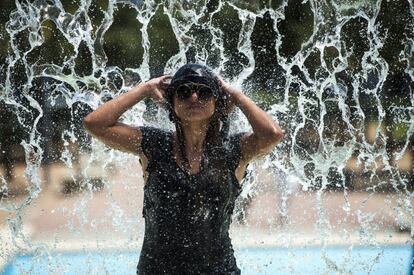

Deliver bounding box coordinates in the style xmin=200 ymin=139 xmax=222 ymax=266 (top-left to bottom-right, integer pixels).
xmin=173 ymin=82 xmax=216 ymax=124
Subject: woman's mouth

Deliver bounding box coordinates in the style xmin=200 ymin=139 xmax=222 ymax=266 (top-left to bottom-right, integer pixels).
xmin=188 ymin=104 xmax=204 ymax=109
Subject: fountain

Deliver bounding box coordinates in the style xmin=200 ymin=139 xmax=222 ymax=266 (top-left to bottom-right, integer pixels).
xmin=0 ymin=0 xmax=413 ymax=273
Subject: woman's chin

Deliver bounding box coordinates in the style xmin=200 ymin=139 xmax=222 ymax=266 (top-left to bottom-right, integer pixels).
xmin=180 ymin=114 xmax=213 ymax=124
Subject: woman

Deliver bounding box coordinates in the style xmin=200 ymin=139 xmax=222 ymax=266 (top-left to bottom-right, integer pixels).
xmin=83 ymin=64 xmax=284 ymax=274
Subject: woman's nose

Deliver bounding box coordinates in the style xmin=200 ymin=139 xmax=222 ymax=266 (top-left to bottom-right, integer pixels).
xmin=189 ymin=91 xmax=198 ymax=101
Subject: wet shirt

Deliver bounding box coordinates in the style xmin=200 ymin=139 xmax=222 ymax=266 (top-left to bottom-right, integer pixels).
xmin=137 ymin=127 xmax=244 ymax=275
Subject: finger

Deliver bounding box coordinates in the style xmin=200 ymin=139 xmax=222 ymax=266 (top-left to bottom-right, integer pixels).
xmin=160 ymin=79 xmax=171 ymax=90
xmin=159 ymin=89 xmax=166 ymax=98
xmin=155 ymin=99 xmax=167 ymax=110
xmin=160 ymin=75 xmax=172 ymax=82
xmin=218 ymin=77 xmax=226 ymax=86
xmin=155 ymin=90 xmax=165 ymax=100
xmin=219 ymin=79 xmax=231 ymax=92
xmin=160 ymin=80 xmax=170 ymax=89
xmin=155 ymin=97 xmax=166 ymax=106
xmin=161 ymin=75 xmax=172 ymax=81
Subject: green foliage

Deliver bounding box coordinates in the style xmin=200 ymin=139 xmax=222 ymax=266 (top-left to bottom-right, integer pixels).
xmin=392 ymin=122 xmax=410 ymax=141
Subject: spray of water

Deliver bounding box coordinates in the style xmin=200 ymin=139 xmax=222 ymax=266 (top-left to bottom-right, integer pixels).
xmin=0 ymin=0 xmax=413 ymax=272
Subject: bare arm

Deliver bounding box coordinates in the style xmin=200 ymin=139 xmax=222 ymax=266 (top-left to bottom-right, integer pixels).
xmin=83 ymin=75 xmax=171 ymax=155
xmin=221 ymin=81 xmax=284 ymax=173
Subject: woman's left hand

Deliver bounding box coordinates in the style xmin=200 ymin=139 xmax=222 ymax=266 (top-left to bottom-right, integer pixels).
xmin=219 ymin=78 xmax=240 ymax=114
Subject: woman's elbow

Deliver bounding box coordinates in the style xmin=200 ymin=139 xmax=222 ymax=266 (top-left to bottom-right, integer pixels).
xmin=268 ymin=126 xmax=284 ymax=145
xmin=275 ymin=128 xmax=284 ymax=143
xmin=83 ymin=115 xmax=101 ymax=133
xmin=83 ymin=115 xmax=94 ymax=130
xmin=256 ymin=128 xmax=284 ymax=154
xmin=257 ymin=129 xmax=284 ymax=156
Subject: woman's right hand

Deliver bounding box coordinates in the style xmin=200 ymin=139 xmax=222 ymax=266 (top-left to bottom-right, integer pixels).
xmin=143 ymin=75 xmax=172 ymax=104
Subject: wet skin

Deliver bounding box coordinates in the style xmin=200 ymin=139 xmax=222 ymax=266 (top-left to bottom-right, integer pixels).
xmin=173 ymin=89 xmax=216 ymax=124
xmin=172 ymin=89 xmax=216 ymax=175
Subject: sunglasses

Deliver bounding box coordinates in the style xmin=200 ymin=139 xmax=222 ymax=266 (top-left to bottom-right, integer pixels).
xmin=175 ymin=83 xmax=214 ymax=101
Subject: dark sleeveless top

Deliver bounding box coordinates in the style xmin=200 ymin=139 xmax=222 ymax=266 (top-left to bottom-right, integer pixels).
xmin=136 ymin=127 xmax=245 ymax=275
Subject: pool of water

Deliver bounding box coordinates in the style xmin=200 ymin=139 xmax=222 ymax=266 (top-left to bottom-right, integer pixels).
xmin=2 ymin=245 xmax=413 ymax=274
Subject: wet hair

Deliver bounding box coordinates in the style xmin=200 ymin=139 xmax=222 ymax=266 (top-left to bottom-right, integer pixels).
xmin=165 ymin=63 xmax=230 ymax=172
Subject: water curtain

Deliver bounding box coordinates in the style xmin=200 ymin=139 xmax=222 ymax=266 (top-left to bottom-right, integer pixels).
xmin=0 ymin=0 xmax=413 ymax=272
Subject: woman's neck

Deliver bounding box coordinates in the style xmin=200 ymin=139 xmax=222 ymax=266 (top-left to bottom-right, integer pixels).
xmin=180 ymin=121 xmax=209 ymax=151
xmin=174 ymin=120 xmax=211 ymax=174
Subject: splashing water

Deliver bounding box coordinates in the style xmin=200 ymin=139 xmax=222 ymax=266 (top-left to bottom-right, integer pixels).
xmin=0 ymin=0 xmax=413 ymax=273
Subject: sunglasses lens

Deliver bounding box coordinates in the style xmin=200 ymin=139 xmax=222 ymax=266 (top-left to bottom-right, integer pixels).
xmin=176 ymin=85 xmax=192 ymax=100
xmin=197 ymin=87 xmax=213 ymax=101
xmin=175 ymin=84 xmax=214 ymax=101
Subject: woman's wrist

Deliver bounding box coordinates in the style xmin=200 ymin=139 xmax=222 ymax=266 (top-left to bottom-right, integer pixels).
xmin=131 ymin=82 xmax=152 ymax=100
